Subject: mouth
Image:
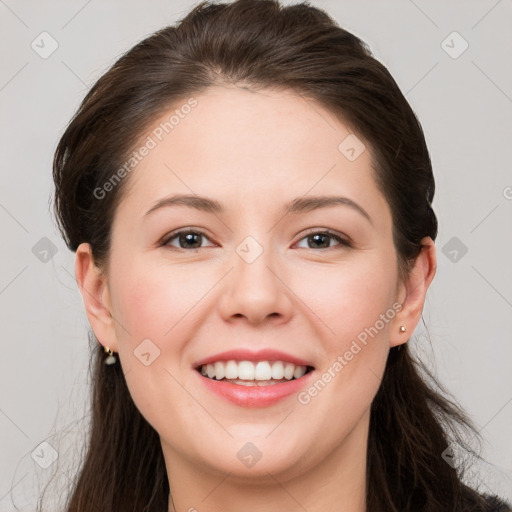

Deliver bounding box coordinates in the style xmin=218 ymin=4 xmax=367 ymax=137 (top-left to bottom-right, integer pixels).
xmin=196 ymin=360 xmax=314 ymax=386
xmin=192 ymin=350 xmax=315 ymax=407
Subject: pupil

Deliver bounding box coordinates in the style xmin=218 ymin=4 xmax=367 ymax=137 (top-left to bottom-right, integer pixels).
xmin=181 ymin=233 xmax=201 ymax=249
xmin=310 ymin=234 xmax=329 ymax=248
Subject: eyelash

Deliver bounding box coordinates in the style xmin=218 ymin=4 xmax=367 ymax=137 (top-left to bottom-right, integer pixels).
xmin=160 ymin=228 xmax=352 ymax=251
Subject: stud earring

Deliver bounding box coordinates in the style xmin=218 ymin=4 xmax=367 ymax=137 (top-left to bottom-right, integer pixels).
xmin=399 ymin=325 xmax=407 ymax=333
xmin=104 ymin=346 xmax=117 ymax=365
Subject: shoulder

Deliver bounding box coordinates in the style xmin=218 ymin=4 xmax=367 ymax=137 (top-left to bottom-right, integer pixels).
xmin=482 ymin=494 xmax=512 ymax=512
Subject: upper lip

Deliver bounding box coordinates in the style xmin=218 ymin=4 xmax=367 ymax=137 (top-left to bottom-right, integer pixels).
xmin=192 ymin=349 xmax=314 ymax=369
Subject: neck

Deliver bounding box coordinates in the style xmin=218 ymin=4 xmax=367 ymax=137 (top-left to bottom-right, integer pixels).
xmin=165 ymin=411 xmax=369 ymax=512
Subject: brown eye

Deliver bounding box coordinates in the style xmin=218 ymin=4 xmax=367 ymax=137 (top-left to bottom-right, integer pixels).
xmin=163 ymin=230 xmax=214 ymax=250
xmin=295 ymin=230 xmax=351 ymax=250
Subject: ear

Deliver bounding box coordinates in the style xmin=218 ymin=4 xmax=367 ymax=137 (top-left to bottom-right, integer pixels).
xmin=389 ymin=237 xmax=437 ymax=348
xmin=75 ymin=243 xmax=118 ymax=352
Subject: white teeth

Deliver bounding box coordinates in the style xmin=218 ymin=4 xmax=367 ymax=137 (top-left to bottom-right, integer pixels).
xmin=284 ymin=363 xmax=295 ymax=380
xmin=214 ymin=361 xmax=225 ymax=380
xmin=198 ymin=360 xmax=309 ymax=382
xmin=271 ymin=361 xmax=284 ymax=380
xmin=293 ymin=365 xmax=306 ymax=379
xmin=254 ymin=361 xmax=272 ymax=380
xmin=225 ymin=360 xmax=238 ymax=379
xmin=238 ymin=361 xmax=255 ymax=380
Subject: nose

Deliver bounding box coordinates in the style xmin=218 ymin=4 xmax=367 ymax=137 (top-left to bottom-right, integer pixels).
xmin=217 ymin=239 xmax=294 ymax=326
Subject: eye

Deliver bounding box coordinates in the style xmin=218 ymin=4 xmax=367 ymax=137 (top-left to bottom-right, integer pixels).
xmin=295 ymin=229 xmax=351 ymax=250
xmin=161 ymin=228 xmax=351 ymax=251
xmin=162 ymin=229 xmax=215 ymax=250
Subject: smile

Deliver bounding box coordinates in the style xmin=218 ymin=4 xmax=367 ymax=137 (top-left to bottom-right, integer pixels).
xmin=198 ymin=360 xmax=312 ymax=386
xmin=193 ymin=350 xmax=315 ymax=407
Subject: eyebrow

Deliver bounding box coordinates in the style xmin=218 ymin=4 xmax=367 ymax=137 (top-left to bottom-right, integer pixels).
xmin=144 ymin=193 xmax=373 ymax=224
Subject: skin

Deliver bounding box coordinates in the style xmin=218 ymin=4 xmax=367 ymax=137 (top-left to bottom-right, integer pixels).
xmin=75 ymin=85 xmax=436 ymax=512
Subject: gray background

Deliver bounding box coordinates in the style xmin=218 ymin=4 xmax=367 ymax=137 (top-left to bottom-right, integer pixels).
xmin=1 ymin=0 xmax=511 ymax=509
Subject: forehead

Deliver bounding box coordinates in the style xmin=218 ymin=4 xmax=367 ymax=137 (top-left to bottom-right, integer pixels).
xmin=116 ymin=85 xmax=390 ymax=224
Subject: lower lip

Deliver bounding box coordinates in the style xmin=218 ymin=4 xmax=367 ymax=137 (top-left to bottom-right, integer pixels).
xmin=196 ymin=370 xmax=315 ymax=408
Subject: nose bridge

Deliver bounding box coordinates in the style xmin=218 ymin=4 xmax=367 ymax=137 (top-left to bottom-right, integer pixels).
xmin=218 ymin=231 xmax=292 ymax=324
xmin=232 ymin=233 xmax=279 ymax=293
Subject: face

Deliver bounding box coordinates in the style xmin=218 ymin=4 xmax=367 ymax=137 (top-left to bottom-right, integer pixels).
xmin=80 ymin=85 xmax=423 ymax=483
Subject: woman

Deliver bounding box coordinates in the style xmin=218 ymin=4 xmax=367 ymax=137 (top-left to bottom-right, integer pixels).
xmin=49 ymin=0 xmax=511 ymax=510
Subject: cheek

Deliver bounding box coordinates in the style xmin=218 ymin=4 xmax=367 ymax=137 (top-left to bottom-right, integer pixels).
xmin=109 ymin=258 xmax=204 ymax=345
xmin=301 ymin=257 xmax=398 ymax=346
xmin=279 ymin=260 xmax=397 ymax=469
xmin=107 ymin=259 xmax=204 ymax=431
xmin=294 ymin=264 xmax=395 ymax=437
xmin=299 ymin=256 xmax=396 ymax=405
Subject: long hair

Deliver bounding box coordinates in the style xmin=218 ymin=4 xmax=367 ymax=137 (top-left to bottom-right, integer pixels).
xmin=48 ymin=1 xmax=506 ymax=510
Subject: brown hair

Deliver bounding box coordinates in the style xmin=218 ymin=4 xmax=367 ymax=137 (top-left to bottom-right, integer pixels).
xmin=48 ymin=0 xmax=505 ymax=510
